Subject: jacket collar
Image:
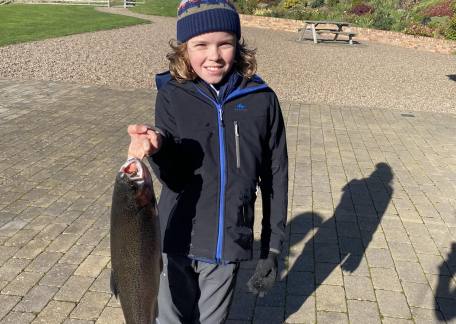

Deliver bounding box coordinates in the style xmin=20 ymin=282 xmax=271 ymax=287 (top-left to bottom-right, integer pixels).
xmin=155 ymin=70 xmax=268 ymax=103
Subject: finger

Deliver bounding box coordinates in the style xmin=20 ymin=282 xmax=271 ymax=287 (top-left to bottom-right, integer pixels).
xmin=128 ymin=124 xmax=148 ymax=135
xmin=142 ymin=139 xmax=151 ymax=155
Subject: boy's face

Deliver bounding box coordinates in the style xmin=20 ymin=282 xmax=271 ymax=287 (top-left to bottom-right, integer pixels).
xmin=187 ymin=31 xmax=236 ymax=85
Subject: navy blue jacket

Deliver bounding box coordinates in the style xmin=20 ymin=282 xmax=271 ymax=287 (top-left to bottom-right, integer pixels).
xmin=149 ymin=71 xmax=288 ymax=263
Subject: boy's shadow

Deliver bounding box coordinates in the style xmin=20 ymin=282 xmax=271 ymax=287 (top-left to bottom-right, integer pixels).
xmin=284 ymin=162 xmax=394 ymax=320
xmin=435 ymin=241 xmax=456 ymax=321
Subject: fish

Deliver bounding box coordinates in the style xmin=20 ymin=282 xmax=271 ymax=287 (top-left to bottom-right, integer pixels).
xmin=110 ymin=157 xmax=162 ymax=324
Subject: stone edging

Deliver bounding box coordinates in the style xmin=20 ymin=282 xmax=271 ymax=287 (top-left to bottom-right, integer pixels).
xmin=240 ymin=14 xmax=456 ymax=55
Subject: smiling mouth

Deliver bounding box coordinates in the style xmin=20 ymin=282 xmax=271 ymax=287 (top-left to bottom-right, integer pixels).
xmin=205 ymin=66 xmax=223 ymax=71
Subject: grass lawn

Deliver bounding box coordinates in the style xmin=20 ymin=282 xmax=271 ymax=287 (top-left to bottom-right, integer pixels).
xmin=0 ymin=4 xmax=149 ymax=47
xmin=130 ymin=0 xmax=179 ymax=17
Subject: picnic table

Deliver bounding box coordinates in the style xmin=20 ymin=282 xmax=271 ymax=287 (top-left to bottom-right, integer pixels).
xmin=298 ymin=20 xmax=357 ymax=45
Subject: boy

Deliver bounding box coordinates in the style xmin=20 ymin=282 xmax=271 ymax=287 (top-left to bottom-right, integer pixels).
xmin=128 ymin=1 xmax=288 ymax=323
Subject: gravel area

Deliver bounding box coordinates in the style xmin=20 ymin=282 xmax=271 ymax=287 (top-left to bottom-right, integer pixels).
xmin=0 ymin=7 xmax=455 ymax=113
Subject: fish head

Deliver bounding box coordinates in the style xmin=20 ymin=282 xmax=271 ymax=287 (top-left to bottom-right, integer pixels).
xmin=119 ymin=158 xmax=154 ymax=207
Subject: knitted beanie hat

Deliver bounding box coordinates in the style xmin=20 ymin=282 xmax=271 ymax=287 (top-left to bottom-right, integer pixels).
xmin=176 ymin=0 xmax=241 ymax=43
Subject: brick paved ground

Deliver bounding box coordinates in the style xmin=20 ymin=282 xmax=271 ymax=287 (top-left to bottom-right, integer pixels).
xmin=0 ymin=78 xmax=455 ymax=323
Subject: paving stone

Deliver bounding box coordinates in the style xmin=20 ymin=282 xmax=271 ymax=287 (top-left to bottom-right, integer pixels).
xmin=34 ymin=223 xmax=68 ymax=241
xmin=91 ymin=237 xmax=110 ymax=257
xmin=389 ymin=242 xmax=418 ymax=262
xmin=54 ymin=275 xmax=95 ymax=303
xmin=315 ymin=263 xmax=343 ymax=286
xmin=25 ymin=252 xmax=62 ymax=273
xmin=256 ymin=282 xmax=286 ymax=307
xmin=316 ymin=284 xmax=346 ymax=312
xmin=395 ymin=261 xmax=428 ymax=283
xmin=14 ymin=239 xmax=50 ymax=259
xmin=0 ymin=311 xmax=36 ymax=323
xmin=4 ymin=229 xmax=38 ymax=247
xmin=46 ymin=234 xmax=81 ymax=253
xmin=376 ymin=290 xmax=411 ymax=319
xmin=370 ymin=267 xmax=402 ymax=292
xmin=381 ymin=317 xmax=414 ymax=324
xmin=402 ymin=281 xmax=436 ymax=309
xmin=343 ymin=274 xmax=376 ymax=301
xmin=435 ymin=298 xmax=456 ymax=322
xmin=89 ymin=269 xmax=110 ymax=294
xmin=74 ymin=255 xmax=110 ymax=278
xmin=95 ymin=306 xmax=125 ymax=324
xmin=253 ymin=306 xmax=284 ymax=324
xmin=341 ymin=255 xmax=370 ymax=277
xmin=0 ymin=218 xmax=29 ymax=237
xmin=0 ymin=294 xmax=21 ymax=321
xmin=76 ymin=228 xmax=107 ymax=247
xmin=0 ymin=257 xmax=31 ymax=282
xmin=411 ymin=307 xmax=445 ymax=324
xmin=39 ymin=263 xmax=77 ymax=287
xmin=410 ymin=237 xmax=440 ymax=255
xmin=285 ymin=295 xmax=315 ymax=324
xmin=286 ymin=271 xmax=315 ymax=296
xmin=31 ymin=300 xmax=75 ymax=324
xmin=316 ymin=311 xmax=348 ymax=323
xmin=63 ymin=319 xmax=95 ymax=324
xmin=14 ymin=284 xmax=59 ymax=313
xmin=417 ymin=254 xmax=449 ymax=275
xmin=70 ymin=291 xmax=110 ymax=320
xmin=0 ymin=246 xmax=19 ymax=266
xmin=1 ymin=271 xmax=43 ymax=296
xmin=366 ymin=248 xmax=395 ymax=268
xmin=288 ymin=252 xmax=314 ymax=273
xmin=347 ymin=300 xmax=381 ymax=324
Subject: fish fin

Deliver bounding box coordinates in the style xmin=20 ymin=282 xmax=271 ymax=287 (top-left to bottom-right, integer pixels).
xmin=110 ymin=270 xmax=119 ymax=298
xmin=154 ymin=300 xmax=159 ymax=323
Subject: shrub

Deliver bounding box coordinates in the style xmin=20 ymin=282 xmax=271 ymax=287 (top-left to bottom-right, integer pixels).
xmin=404 ymin=23 xmax=435 ymax=36
xmin=280 ymin=0 xmax=301 ymax=9
xmin=326 ymin=0 xmax=339 ymax=6
xmin=234 ymin=0 xmax=258 ymax=14
xmin=446 ymin=15 xmax=456 ymax=39
xmin=423 ymin=0 xmax=454 ymax=17
xmin=349 ymin=3 xmax=375 ymax=15
xmin=309 ymin=0 xmax=325 ymax=8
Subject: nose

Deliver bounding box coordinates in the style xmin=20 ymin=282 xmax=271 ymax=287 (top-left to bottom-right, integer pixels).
xmin=207 ymin=45 xmax=221 ymax=61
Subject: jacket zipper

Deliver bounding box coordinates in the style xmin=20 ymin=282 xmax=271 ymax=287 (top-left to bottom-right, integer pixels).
xmin=234 ymin=121 xmax=240 ymax=169
xmin=215 ymin=103 xmax=226 ymax=264
xmin=192 ymin=83 xmax=268 ymax=264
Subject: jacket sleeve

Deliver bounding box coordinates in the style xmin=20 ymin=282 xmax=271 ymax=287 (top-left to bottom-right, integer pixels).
xmin=148 ymin=89 xmax=188 ymax=192
xmin=259 ymin=93 xmax=288 ymax=258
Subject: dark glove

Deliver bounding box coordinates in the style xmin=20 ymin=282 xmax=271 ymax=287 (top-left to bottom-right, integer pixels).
xmin=247 ymin=252 xmax=279 ymax=297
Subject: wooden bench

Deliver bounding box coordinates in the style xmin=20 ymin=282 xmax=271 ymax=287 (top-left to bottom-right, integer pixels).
xmin=316 ymin=30 xmax=357 ymax=45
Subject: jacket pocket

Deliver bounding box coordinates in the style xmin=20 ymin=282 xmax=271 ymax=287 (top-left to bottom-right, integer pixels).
xmin=234 ymin=121 xmax=240 ymax=169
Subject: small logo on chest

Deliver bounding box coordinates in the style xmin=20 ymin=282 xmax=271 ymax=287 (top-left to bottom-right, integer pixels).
xmin=235 ymin=103 xmax=247 ymax=111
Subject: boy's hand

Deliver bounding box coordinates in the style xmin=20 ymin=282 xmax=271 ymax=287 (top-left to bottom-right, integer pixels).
xmin=127 ymin=124 xmax=162 ymax=159
xmin=246 ymin=251 xmax=279 ymax=297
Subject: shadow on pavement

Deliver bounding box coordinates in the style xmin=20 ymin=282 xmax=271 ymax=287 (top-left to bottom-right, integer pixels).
xmin=435 ymin=242 xmax=456 ymax=321
xmin=447 ymin=75 xmax=456 ymax=82
xmin=285 ymin=163 xmax=394 ymax=321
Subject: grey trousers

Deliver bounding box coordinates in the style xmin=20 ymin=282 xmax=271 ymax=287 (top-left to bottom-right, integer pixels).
xmin=156 ymin=254 xmax=239 ymax=324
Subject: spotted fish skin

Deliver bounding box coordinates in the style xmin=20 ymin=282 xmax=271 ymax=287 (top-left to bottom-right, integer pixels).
xmin=110 ymin=158 xmax=161 ymax=324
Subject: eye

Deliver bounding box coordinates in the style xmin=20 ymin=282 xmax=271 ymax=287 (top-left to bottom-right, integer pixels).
xmin=220 ymin=42 xmax=234 ymax=49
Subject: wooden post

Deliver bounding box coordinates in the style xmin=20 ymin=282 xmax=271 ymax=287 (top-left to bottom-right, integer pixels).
xmin=311 ymin=24 xmax=318 ymax=44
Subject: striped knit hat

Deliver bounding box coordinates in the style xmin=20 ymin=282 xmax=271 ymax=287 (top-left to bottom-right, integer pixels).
xmin=176 ymin=0 xmax=241 ymax=43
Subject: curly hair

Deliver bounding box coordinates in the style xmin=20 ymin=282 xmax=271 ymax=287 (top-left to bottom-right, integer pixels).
xmin=167 ymin=38 xmax=257 ymax=83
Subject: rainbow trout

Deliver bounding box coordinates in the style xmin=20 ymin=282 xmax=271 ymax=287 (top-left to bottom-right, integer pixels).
xmin=110 ymin=158 xmax=161 ymax=324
